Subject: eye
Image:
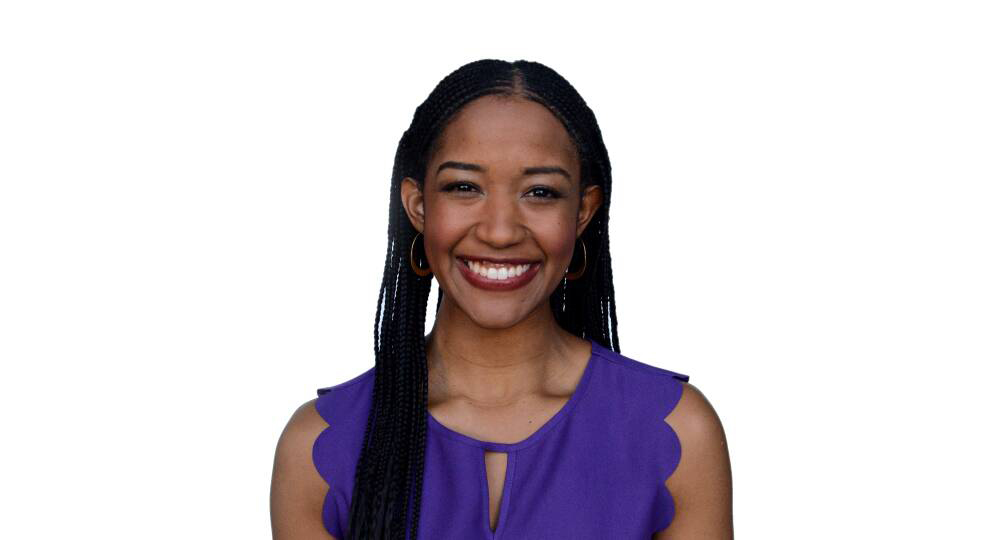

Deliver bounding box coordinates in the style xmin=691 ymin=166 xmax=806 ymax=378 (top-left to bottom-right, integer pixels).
xmin=441 ymin=181 xmax=479 ymax=194
xmin=526 ymin=186 xmax=561 ymax=199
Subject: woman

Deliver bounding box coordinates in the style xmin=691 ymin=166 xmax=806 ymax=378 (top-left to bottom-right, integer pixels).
xmin=271 ymin=59 xmax=732 ymax=539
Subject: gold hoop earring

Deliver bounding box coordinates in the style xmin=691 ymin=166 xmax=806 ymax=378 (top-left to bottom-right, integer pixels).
xmin=409 ymin=232 xmax=432 ymax=277
xmin=565 ymin=237 xmax=587 ymax=280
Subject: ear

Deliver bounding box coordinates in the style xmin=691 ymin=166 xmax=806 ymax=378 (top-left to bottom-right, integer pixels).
xmin=575 ymin=184 xmax=603 ymax=237
xmin=400 ymin=177 xmax=426 ymax=233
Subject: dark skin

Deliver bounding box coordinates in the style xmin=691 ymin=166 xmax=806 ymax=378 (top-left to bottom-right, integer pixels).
xmin=270 ymin=95 xmax=733 ymax=539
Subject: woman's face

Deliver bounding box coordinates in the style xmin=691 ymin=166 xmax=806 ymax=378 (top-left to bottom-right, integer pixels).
xmin=400 ymin=95 xmax=603 ymax=329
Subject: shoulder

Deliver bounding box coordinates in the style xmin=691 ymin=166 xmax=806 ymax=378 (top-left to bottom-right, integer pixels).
xmin=274 ymin=398 xmax=329 ymax=476
xmin=311 ymin=367 xmax=377 ymax=441
xmin=271 ymin=398 xmax=336 ymax=539
xmin=658 ymin=381 xmax=733 ymax=538
xmin=590 ymin=343 xmax=689 ymax=417
xmin=667 ymin=382 xmax=726 ymax=448
xmin=592 ymin=342 xmax=689 ymax=383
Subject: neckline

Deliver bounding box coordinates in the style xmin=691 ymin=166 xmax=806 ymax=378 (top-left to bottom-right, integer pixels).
xmin=425 ymin=338 xmax=602 ymax=452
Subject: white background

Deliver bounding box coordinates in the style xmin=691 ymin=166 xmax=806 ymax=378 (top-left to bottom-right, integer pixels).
xmin=1 ymin=1 xmax=987 ymax=538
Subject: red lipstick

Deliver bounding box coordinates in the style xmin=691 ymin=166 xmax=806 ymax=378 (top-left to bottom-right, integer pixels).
xmin=456 ymin=257 xmax=541 ymax=291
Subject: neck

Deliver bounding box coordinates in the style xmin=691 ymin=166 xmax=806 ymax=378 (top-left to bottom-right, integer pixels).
xmin=425 ymin=298 xmax=585 ymax=408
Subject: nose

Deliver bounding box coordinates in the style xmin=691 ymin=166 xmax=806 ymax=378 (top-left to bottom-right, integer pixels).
xmin=473 ymin=191 xmax=526 ymax=248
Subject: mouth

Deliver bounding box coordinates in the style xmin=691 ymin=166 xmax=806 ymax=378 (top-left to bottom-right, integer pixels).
xmin=455 ymin=256 xmax=542 ymax=291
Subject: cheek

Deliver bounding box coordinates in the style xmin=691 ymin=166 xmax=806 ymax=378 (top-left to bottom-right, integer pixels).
xmin=546 ymin=232 xmax=576 ymax=264
xmin=532 ymin=214 xmax=577 ymax=266
xmin=421 ymin=202 xmax=466 ymax=261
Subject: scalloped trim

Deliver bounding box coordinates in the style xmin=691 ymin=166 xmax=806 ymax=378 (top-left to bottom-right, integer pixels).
xmin=653 ymin=378 xmax=686 ymax=533
xmin=311 ymin=366 xmax=377 ymax=538
xmin=312 ymin=390 xmax=345 ymax=538
xmin=575 ymin=343 xmax=689 ymax=533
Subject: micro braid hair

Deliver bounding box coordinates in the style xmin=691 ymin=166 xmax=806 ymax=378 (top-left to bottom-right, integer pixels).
xmin=345 ymin=58 xmax=620 ymax=539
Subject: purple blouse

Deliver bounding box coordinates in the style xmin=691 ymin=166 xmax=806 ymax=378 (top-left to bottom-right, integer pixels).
xmin=312 ymin=338 xmax=689 ymax=539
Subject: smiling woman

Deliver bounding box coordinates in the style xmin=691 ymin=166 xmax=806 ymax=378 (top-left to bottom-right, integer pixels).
xmin=406 ymin=95 xmax=596 ymax=323
xmin=270 ymin=59 xmax=732 ymax=540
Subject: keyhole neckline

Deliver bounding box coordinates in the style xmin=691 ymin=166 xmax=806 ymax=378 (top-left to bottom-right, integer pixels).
xmin=425 ymin=338 xmax=601 ymax=452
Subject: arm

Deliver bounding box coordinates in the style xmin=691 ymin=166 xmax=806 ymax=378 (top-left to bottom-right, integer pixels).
xmin=654 ymin=382 xmax=733 ymax=540
xmin=271 ymin=398 xmax=339 ymax=540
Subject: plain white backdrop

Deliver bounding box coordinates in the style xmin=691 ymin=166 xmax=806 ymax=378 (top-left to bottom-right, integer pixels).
xmin=1 ymin=1 xmax=987 ymax=538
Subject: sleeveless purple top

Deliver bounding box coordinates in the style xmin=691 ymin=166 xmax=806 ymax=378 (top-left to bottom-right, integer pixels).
xmin=312 ymin=338 xmax=689 ymax=539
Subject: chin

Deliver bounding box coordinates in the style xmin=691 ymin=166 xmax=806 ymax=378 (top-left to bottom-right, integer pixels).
xmin=466 ymin=312 xmax=523 ymax=330
xmin=462 ymin=304 xmax=532 ymax=330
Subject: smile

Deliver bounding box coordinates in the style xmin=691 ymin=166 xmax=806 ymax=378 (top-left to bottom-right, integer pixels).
xmin=456 ymin=257 xmax=541 ymax=291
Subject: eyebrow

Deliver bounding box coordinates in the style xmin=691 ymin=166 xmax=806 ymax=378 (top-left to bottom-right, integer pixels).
xmin=436 ymin=161 xmax=572 ymax=180
xmin=436 ymin=161 xmax=484 ymax=174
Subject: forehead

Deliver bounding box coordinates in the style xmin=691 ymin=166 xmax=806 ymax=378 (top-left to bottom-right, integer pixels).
xmin=428 ymin=95 xmax=579 ymax=173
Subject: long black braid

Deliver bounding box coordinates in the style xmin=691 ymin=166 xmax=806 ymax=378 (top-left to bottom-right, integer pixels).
xmin=345 ymin=58 xmax=620 ymax=539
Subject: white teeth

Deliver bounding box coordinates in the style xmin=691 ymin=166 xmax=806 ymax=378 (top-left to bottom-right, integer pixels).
xmin=465 ymin=260 xmax=533 ymax=281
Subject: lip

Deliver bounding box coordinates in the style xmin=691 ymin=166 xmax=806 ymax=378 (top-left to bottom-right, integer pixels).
xmin=456 ymin=257 xmax=541 ymax=292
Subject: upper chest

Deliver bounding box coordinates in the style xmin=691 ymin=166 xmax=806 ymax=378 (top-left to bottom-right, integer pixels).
xmin=315 ymin=346 xmax=689 ymax=538
xmin=427 ymin=394 xmax=575 ymax=533
xmin=427 ymin=391 xmax=573 ymax=444
xmin=418 ymin=400 xmax=679 ymax=539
